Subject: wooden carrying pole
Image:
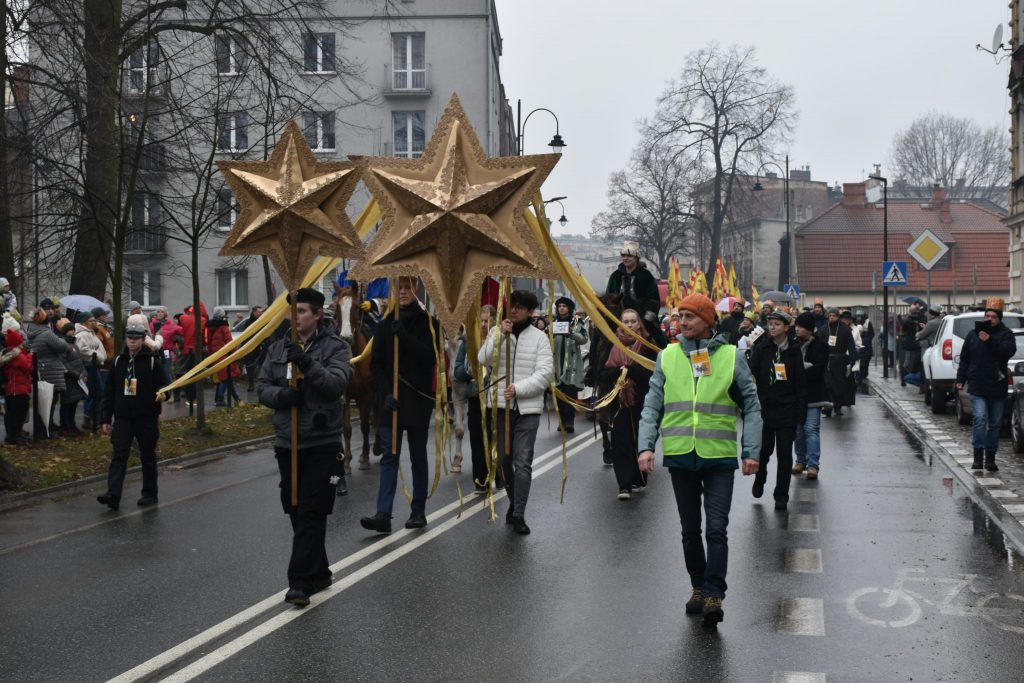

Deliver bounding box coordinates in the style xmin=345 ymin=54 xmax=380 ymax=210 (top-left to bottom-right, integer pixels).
xmin=289 ymin=295 xmax=299 ymax=507
xmin=504 ymin=279 xmax=511 ymax=457
xmin=392 ymin=278 xmax=400 ymax=455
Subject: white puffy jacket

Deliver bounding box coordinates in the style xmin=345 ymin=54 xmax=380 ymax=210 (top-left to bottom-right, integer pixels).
xmin=75 ymin=323 xmax=107 ymax=365
xmin=478 ymin=323 xmax=553 ymax=415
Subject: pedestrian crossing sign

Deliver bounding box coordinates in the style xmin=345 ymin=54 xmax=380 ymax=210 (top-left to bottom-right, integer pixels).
xmin=882 ymin=261 xmax=908 ymax=287
xmin=784 ymin=284 xmax=800 ymax=299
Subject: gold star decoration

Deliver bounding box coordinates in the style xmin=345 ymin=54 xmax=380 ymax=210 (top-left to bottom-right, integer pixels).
xmin=218 ymin=120 xmax=366 ymax=291
xmin=348 ymin=93 xmax=560 ymax=337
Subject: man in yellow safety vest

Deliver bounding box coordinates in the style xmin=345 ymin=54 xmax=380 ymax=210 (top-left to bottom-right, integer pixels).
xmin=637 ymin=293 xmax=762 ymax=627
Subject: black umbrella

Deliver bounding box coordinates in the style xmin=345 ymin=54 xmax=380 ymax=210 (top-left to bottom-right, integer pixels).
xmin=761 ymin=289 xmax=795 ymax=302
xmin=902 ymin=295 xmax=926 ymax=306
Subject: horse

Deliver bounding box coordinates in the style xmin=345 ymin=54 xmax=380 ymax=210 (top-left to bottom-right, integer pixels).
xmin=334 ymin=282 xmax=380 ymax=473
xmin=584 ymin=293 xmax=624 ymax=463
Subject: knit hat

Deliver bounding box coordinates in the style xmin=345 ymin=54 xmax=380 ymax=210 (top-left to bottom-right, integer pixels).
xmin=77 ymin=311 xmax=94 ymax=324
xmin=679 ymin=293 xmax=716 ymax=327
xmin=620 ymin=241 xmax=641 ymax=258
xmin=0 ymin=277 xmax=8 ymax=288
xmin=839 ymin=309 xmax=853 ymax=321
xmin=127 ymin=300 xmax=142 ymax=311
xmin=1 ymin=313 xmax=20 ymax=335
xmin=212 ymin=306 xmax=227 ymax=320
xmin=91 ymin=306 xmax=108 ymax=318
xmin=795 ymin=311 xmax=816 ymax=331
xmin=125 ymin=313 xmax=149 ymax=336
xmin=5 ymin=328 xmax=23 ymax=347
xmin=554 ymin=296 xmax=575 ymax=312
xmin=59 ymin=321 xmax=76 ymax=336
xmin=38 ymin=297 xmax=55 ymax=310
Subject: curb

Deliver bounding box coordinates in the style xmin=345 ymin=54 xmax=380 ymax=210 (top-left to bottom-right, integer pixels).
xmin=869 ymin=378 xmax=1024 ymax=555
xmin=0 ymin=435 xmax=275 ymax=513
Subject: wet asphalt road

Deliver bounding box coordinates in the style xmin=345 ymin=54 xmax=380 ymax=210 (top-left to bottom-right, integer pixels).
xmin=2 ymin=395 xmax=1024 ymax=682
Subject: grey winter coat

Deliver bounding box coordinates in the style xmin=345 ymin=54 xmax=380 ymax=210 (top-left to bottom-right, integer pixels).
xmin=257 ymin=327 xmax=352 ymax=451
xmin=551 ymin=317 xmax=587 ymax=388
xmin=62 ymin=340 xmax=87 ymax=403
xmin=23 ymin=320 xmax=68 ymax=392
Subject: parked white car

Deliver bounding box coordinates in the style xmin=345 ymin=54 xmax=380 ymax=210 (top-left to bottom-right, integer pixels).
xmin=922 ymin=311 xmax=1024 ymax=414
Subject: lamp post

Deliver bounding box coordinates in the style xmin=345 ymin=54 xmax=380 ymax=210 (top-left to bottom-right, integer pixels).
xmin=516 ymin=99 xmax=566 ymax=156
xmin=543 ymin=196 xmax=568 ymax=229
xmin=751 ymin=155 xmax=791 ymax=290
xmin=869 ymin=173 xmax=889 ymax=378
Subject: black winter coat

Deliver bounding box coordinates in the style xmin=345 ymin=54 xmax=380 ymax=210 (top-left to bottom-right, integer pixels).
xmin=956 ymin=324 xmax=1017 ymax=398
xmin=605 ymin=264 xmax=660 ymax=319
xmin=719 ymin=312 xmax=746 ymax=345
xmin=102 ymin=348 xmax=171 ymax=424
xmin=798 ymin=335 xmax=830 ymax=407
xmin=748 ymin=335 xmax=807 ymax=428
xmin=371 ymin=304 xmax=441 ymax=428
xmin=900 ymin=312 xmax=927 ymax=351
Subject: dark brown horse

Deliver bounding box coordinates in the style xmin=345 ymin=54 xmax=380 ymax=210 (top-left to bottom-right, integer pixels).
xmin=334 ymin=282 xmax=380 ymax=473
xmin=584 ymin=293 xmax=624 ymax=463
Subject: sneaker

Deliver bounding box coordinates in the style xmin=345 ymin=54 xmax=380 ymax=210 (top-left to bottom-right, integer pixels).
xmin=405 ymin=512 xmax=427 ymax=529
xmin=96 ymin=493 xmax=119 ymax=511
xmin=285 ymin=588 xmax=310 ymax=607
xmin=359 ymin=512 xmax=392 ymax=534
xmin=473 ymin=485 xmax=487 ymax=496
xmin=702 ymin=596 xmax=724 ymax=626
xmin=685 ymin=588 xmax=704 ymax=615
xmin=631 ymin=483 xmax=646 ymax=493
xmin=617 ymin=489 xmax=631 ymax=501
xmin=792 ymin=463 xmax=805 ymax=475
xmin=511 ymin=516 xmax=531 ymax=535
xmin=806 ymin=467 xmax=818 ymax=480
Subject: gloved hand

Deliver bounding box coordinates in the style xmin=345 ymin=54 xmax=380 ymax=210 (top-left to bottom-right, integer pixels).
xmin=392 ymin=318 xmax=409 ymax=340
xmin=359 ymin=301 xmax=372 ymax=312
xmin=285 ymin=340 xmax=313 ymax=372
xmin=384 ymin=394 xmax=401 ymax=412
xmin=279 ymin=387 xmax=303 ymax=407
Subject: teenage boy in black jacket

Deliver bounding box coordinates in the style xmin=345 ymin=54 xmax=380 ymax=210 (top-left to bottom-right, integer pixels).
xmin=97 ymin=314 xmax=170 ymax=511
xmin=748 ymin=311 xmax=807 ymax=510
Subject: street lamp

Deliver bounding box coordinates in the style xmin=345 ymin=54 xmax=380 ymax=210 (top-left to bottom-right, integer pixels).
xmin=517 ymin=99 xmax=566 ymax=155
xmin=869 ymin=172 xmax=889 ymax=379
xmin=751 ymin=154 xmax=791 ymax=290
xmin=544 ymin=196 xmax=568 ymax=228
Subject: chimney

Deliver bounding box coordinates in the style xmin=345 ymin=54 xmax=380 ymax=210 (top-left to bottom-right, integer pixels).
xmin=9 ymin=64 xmax=29 ymax=104
xmin=842 ymin=182 xmax=867 ymax=207
xmin=790 ymin=167 xmax=811 ymax=182
xmin=931 ymin=184 xmax=951 ymax=222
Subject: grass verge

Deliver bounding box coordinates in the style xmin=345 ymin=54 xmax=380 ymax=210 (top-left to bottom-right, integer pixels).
xmin=1 ymin=402 xmax=273 ymax=492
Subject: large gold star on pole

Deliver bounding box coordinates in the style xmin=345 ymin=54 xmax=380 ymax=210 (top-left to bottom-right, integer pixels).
xmin=349 ymin=94 xmax=560 ymax=337
xmin=218 ymin=120 xmax=366 ymax=291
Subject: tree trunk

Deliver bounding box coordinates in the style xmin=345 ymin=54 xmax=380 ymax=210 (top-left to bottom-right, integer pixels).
xmin=191 ymin=241 xmax=206 ymax=429
xmin=69 ymin=0 xmax=122 ymax=298
xmin=0 ymin=0 xmax=15 ymax=292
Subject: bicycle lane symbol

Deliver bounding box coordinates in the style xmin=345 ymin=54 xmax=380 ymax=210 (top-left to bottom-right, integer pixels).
xmin=847 ymin=568 xmax=1024 ymax=634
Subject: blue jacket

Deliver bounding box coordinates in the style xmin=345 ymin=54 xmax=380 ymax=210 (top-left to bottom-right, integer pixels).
xmin=956 ymin=324 xmax=1017 ymax=398
xmin=637 ymin=332 xmax=762 ymax=470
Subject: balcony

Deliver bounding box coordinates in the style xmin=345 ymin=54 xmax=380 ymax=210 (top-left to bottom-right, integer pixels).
xmin=384 ymin=63 xmax=430 ymax=97
xmin=124 ymin=226 xmax=167 ymax=254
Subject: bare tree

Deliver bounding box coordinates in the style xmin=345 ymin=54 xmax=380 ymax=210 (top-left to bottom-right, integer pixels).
xmin=652 ymin=43 xmax=797 ymax=276
xmin=889 ymin=112 xmax=1009 ymax=207
xmin=591 ymin=131 xmax=698 ymax=276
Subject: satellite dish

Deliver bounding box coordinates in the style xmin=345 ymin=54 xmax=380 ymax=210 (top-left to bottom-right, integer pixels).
xmin=993 ymin=23 xmax=1004 ymax=53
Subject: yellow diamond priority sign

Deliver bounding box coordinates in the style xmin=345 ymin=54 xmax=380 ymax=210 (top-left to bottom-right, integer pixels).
xmin=907 ymin=229 xmax=950 ymax=271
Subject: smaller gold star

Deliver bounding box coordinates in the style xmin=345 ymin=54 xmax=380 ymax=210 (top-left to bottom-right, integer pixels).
xmin=218 ymin=120 xmax=365 ymax=291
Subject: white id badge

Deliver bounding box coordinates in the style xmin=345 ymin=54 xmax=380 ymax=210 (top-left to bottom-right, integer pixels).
xmin=286 ymin=363 xmax=293 ymax=381
xmin=552 ymin=321 xmax=570 ymax=335
xmin=124 ymin=378 xmax=137 ymax=396
xmin=163 ymin=350 xmax=170 ymax=359
xmin=773 ymin=363 xmax=788 ymax=381
xmin=690 ymin=349 xmax=712 ymax=378
xmin=828 ymin=335 xmax=837 ymax=347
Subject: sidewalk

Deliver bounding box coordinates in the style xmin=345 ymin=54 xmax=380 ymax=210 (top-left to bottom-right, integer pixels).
xmin=869 ymin=371 xmax=1024 ymax=553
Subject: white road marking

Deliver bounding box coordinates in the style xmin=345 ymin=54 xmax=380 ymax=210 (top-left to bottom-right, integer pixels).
xmin=772 ymin=673 xmax=826 ymax=683
xmin=989 ymin=490 xmax=1019 ymax=499
xmin=785 ymin=548 xmax=823 ymax=574
xmin=108 ymin=433 xmax=597 ymax=683
xmin=1002 ymin=504 xmax=1024 ymax=515
xmin=795 ymin=489 xmax=817 ymax=503
xmin=778 ymin=597 xmax=826 ymax=636
xmin=789 ymin=514 xmax=820 ymax=532
xmin=954 ymin=459 xmax=974 ymax=466
xmin=975 ymin=478 xmax=1003 ymax=486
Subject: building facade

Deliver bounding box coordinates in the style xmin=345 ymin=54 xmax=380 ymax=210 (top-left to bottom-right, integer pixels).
xmin=22 ymin=0 xmax=516 ymax=317
xmin=1008 ymin=0 xmax=1024 ymax=308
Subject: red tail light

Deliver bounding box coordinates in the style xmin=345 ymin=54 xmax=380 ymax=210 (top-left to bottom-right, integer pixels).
xmin=942 ymin=339 xmax=953 ymax=361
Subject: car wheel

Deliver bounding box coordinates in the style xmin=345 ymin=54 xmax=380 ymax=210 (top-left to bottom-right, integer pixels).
xmin=931 ymin=383 xmax=947 ymax=414
xmin=956 ymin=394 xmax=971 ymax=426
xmin=1013 ymin=407 xmax=1024 ymax=454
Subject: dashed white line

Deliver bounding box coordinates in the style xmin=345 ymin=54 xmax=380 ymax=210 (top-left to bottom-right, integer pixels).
xmin=976 ymin=478 xmax=1003 ymax=486
xmin=788 ymin=513 xmax=820 ymax=532
xmin=1002 ymin=504 xmax=1024 ymax=515
xmin=772 ymin=673 xmax=826 ymax=683
xmin=778 ymin=597 xmax=826 ymax=636
xmin=795 ymin=489 xmax=817 ymax=502
xmin=784 ymin=548 xmax=823 ymax=574
xmin=989 ymin=490 xmax=1019 ymax=499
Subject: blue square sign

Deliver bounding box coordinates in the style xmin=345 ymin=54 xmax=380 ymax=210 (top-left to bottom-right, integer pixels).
xmin=882 ymin=261 xmax=908 ymax=287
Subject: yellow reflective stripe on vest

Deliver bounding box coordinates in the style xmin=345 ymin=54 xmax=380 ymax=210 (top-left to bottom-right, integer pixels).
xmin=660 ymin=343 xmax=739 ymax=458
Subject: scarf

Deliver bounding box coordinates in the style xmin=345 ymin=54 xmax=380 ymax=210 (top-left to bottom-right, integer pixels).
xmin=605 ymin=331 xmax=644 ymax=369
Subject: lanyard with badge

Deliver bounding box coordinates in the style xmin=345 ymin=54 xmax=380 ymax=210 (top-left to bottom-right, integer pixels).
xmin=124 ymin=357 xmax=137 ymax=396
xmin=690 ymin=347 xmax=712 ymax=378
xmin=827 ymin=323 xmax=838 ymax=348
xmin=772 ymin=345 xmax=788 ymax=383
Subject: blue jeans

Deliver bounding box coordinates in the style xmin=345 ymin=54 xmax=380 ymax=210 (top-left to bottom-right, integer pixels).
xmin=970 ymin=394 xmax=1006 ymax=453
xmin=669 ymin=467 xmax=735 ymax=599
xmin=375 ymin=425 xmax=429 ymax=516
xmin=795 ymin=407 xmax=822 ymax=469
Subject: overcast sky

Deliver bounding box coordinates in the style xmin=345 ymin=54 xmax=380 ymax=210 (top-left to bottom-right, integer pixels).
xmin=495 ymin=0 xmax=1011 ymax=237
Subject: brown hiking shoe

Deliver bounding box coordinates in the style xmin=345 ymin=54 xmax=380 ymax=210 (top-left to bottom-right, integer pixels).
xmin=806 ymin=467 xmax=818 ymax=480
xmin=685 ymin=588 xmax=704 ymax=614
xmin=792 ymin=463 xmax=805 ymax=474
xmin=702 ymin=596 xmax=724 ymax=626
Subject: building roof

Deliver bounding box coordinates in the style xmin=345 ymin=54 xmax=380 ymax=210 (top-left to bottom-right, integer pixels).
xmin=796 ymin=189 xmax=1008 ymax=293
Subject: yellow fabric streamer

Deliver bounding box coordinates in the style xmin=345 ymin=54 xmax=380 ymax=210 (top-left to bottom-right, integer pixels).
xmin=159 ymin=200 xmax=383 ymax=395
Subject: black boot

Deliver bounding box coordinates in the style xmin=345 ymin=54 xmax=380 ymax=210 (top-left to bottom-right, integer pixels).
xmin=972 ymin=448 xmax=984 ymax=470
xmin=985 ymin=450 xmax=999 ymax=472
xmin=359 ymin=512 xmax=392 ymax=534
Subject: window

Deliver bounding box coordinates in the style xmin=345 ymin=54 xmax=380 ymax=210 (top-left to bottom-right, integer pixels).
xmin=217 ymin=269 xmax=249 ymax=307
xmin=217 ymin=111 xmax=249 ymax=151
xmin=128 ymin=41 xmax=160 ymax=94
xmin=393 ymin=111 xmax=426 ymax=158
xmin=392 ymin=33 xmax=425 ymax=89
xmin=302 ymin=111 xmax=336 ymax=151
xmin=215 ymin=35 xmax=246 ymax=75
xmin=126 ymin=194 xmax=164 ymax=252
xmin=929 ymin=243 xmax=954 ymax=271
xmin=128 ymin=270 xmax=161 ymax=307
xmin=1018 ymin=107 xmax=1024 ymax=179
xmin=217 ymin=188 xmax=239 ymax=231
xmin=303 ymin=32 xmax=335 ymax=73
